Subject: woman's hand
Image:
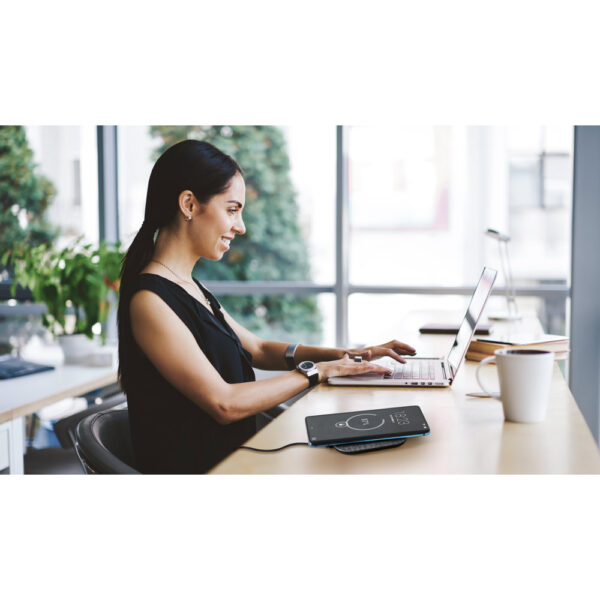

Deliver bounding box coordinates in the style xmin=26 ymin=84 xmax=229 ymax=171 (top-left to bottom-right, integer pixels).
xmin=347 ymin=340 xmax=417 ymax=364
xmin=316 ymin=353 xmax=393 ymax=382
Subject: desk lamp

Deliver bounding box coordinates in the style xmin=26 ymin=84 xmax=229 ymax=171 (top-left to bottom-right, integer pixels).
xmin=485 ymin=228 xmax=521 ymax=320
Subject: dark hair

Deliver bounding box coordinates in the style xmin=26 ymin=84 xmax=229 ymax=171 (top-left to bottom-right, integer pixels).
xmin=118 ymin=140 xmax=242 ymax=394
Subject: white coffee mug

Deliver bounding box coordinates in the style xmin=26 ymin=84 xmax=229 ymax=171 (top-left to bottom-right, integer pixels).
xmin=475 ymin=349 xmax=554 ymax=423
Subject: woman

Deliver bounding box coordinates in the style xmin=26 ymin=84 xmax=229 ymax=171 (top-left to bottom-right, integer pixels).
xmin=118 ymin=139 xmax=416 ymax=473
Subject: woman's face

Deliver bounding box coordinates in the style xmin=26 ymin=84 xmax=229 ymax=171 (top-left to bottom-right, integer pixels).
xmin=194 ymin=172 xmax=246 ymax=260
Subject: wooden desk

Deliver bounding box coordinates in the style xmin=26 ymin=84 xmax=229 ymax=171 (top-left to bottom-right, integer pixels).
xmin=211 ymin=313 xmax=600 ymax=474
xmin=0 ymin=364 xmax=117 ymax=474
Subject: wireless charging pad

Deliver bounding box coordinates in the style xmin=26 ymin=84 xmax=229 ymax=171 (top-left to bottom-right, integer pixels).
xmin=333 ymin=437 xmax=407 ymax=454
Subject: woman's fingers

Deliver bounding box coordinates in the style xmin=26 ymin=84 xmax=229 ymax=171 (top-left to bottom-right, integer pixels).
xmin=387 ymin=340 xmax=416 ymax=354
xmin=365 ymin=346 xmax=410 ymax=363
xmin=368 ymin=341 xmax=417 ymax=356
xmin=384 ymin=348 xmax=407 ymax=364
xmin=346 ymin=361 xmax=392 ymax=376
xmin=328 ymin=354 xmax=392 ymax=378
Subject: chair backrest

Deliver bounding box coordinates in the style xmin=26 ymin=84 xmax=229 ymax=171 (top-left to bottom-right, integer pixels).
xmin=76 ymin=409 xmax=140 ymax=474
xmin=54 ymin=393 xmax=127 ymax=449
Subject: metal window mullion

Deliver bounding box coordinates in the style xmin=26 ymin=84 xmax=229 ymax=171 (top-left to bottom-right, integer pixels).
xmin=347 ymin=284 xmax=569 ymax=299
xmin=97 ymin=125 xmax=119 ymax=344
xmin=201 ymin=282 xmax=334 ymax=295
xmin=335 ymin=126 xmax=350 ymax=348
xmin=198 ymin=281 xmax=568 ymax=300
xmin=97 ymin=125 xmax=119 ymax=243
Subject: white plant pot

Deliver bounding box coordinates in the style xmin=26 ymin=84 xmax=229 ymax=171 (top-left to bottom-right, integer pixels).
xmin=58 ymin=333 xmax=97 ymax=365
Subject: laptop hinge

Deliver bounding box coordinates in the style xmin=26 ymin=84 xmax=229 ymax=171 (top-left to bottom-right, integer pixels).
xmin=441 ymin=361 xmax=448 ymax=381
xmin=446 ymin=361 xmax=455 ymax=383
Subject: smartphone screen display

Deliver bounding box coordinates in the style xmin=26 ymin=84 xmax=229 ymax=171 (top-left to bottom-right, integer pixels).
xmin=305 ymin=405 xmax=430 ymax=446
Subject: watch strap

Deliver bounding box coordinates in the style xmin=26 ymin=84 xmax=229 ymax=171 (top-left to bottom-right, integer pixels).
xmin=306 ymin=370 xmax=319 ymax=387
xmin=285 ymin=343 xmax=299 ymax=369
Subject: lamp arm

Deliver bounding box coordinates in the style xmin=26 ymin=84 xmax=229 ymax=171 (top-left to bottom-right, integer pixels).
xmin=498 ymin=239 xmax=511 ymax=314
xmin=503 ymin=240 xmax=519 ymax=316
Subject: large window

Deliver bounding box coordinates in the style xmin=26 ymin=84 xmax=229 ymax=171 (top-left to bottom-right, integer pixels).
xmin=1 ymin=125 xmax=573 ymax=356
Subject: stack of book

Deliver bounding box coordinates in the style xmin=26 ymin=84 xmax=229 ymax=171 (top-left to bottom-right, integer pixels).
xmin=466 ymin=333 xmax=570 ymax=362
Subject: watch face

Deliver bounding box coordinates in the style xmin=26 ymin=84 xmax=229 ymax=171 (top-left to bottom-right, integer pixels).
xmin=299 ymin=361 xmax=315 ymax=370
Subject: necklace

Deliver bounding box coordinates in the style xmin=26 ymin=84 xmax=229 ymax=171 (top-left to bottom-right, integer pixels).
xmin=151 ymin=259 xmax=193 ymax=283
xmin=150 ymin=259 xmax=211 ymax=308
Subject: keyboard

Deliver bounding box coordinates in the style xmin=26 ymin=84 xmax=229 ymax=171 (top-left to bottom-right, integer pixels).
xmin=0 ymin=357 xmax=55 ymax=379
xmin=384 ymin=360 xmax=437 ymax=381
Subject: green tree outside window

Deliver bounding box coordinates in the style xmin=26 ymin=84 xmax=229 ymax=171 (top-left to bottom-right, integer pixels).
xmin=0 ymin=126 xmax=58 ymax=263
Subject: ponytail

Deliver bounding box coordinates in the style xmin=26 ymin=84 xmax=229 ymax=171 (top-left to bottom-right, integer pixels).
xmin=117 ymin=220 xmax=157 ymax=394
xmin=119 ymin=220 xmax=157 ymax=301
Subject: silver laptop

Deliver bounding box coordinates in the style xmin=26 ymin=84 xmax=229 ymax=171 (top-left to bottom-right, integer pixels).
xmin=328 ymin=267 xmax=497 ymax=387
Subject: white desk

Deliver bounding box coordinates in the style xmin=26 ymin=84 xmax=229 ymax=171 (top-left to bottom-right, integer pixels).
xmin=0 ymin=364 xmax=117 ymax=474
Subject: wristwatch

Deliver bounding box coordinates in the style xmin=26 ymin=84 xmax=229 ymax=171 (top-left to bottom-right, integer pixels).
xmin=296 ymin=360 xmax=320 ymax=387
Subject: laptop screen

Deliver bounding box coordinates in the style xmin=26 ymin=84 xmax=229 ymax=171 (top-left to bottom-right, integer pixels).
xmin=446 ymin=267 xmax=497 ymax=376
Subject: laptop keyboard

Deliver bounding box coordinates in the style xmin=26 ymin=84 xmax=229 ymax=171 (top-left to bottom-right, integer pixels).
xmin=384 ymin=360 xmax=437 ymax=381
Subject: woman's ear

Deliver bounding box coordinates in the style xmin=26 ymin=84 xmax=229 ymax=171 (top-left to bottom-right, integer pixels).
xmin=178 ymin=190 xmax=196 ymax=221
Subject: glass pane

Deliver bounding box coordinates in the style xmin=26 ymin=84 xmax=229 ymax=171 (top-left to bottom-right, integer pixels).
xmin=509 ymin=157 xmax=540 ymax=208
xmin=543 ymin=154 xmax=571 ymax=208
xmin=1 ymin=126 xmax=98 ymax=262
xmin=349 ymin=126 xmax=444 ymax=231
xmin=348 ymin=126 xmax=573 ymax=293
xmin=507 ymin=127 xmax=573 ymax=284
xmin=506 ymin=127 xmax=543 ymax=154
xmin=217 ymin=293 xmax=334 ymax=347
xmin=117 ymin=125 xmax=155 ymax=247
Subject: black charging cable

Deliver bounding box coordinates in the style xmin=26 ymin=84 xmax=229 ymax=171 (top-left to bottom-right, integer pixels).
xmin=239 ymin=438 xmax=407 ymax=454
xmin=239 ymin=442 xmax=309 ymax=452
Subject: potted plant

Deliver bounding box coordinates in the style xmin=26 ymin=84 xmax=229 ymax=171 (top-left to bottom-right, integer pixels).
xmin=3 ymin=238 xmax=124 ymax=363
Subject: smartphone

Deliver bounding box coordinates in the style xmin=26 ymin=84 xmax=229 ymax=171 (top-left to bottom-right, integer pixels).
xmin=305 ymin=405 xmax=430 ymax=447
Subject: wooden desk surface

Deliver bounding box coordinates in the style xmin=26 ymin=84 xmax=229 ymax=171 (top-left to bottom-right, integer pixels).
xmin=211 ymin=313 xmax=600 ymax=474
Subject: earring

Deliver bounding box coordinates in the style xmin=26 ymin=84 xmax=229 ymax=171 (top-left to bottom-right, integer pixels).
xmin=185 ymin=215 xmax=192 ymax=221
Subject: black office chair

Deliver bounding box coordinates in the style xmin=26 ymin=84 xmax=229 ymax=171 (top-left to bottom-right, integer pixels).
xmin=75 ymin=409 xmax=140 ymax=474
xmin=24 ymin=393 xmax=128 ymax=475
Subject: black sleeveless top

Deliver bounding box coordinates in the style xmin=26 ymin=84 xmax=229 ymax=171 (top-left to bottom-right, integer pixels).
xmin=125 ymin=273 xmax=257 ymax=474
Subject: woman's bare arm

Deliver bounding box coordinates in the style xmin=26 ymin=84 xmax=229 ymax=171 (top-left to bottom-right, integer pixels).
xmin=216 ymin=307 xmax=345 ymax=370
xmin=219 ymin=306 xmax=416 ymax=370
xmin=130 ymin=291 xmax=390 ymax=424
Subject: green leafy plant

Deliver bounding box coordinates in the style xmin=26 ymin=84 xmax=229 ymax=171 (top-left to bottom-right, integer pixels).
xmin=3 ymin=239 xmax=124 ymax=341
